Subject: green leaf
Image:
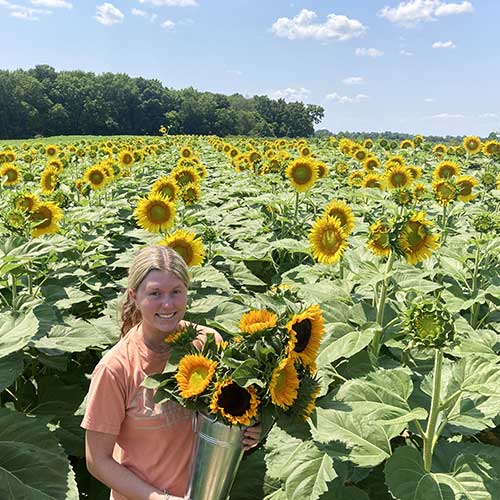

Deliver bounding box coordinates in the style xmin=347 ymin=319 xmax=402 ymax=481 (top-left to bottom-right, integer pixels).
xmin=0 ymin=408 xmax=79 ymax=500
xmin=310 ymin=408 xmax=391 ymax=467
xmin=0 ymin=311 xmax=39 ymax=359
xmin=231 ymin=359 xmax=264 ymax=388
xmin=0 ymin=352 xmax=24 ymax=393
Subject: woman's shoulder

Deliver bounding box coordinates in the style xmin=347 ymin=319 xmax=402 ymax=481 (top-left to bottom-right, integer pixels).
xmin=94 ymin=328 xmax=139 ymax=376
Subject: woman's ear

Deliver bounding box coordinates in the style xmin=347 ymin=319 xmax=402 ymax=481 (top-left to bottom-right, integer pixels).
xmin=128 ymin=289 xmax=137 ymax=303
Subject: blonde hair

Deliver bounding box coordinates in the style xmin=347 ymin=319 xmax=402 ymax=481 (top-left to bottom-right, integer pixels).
xmin=120 ymin=245 xmax=190 ymax=338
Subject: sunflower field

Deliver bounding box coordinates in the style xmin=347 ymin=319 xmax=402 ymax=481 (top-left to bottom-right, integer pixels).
xmin=0 ymin=132 xmax=499 ymax=499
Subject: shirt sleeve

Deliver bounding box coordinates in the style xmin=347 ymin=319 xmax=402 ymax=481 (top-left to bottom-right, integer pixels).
xmin=81 ymin=363 xmax=127 ymax=435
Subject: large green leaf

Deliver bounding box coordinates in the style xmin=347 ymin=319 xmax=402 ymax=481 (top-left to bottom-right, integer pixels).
xmin=0 ymin=311 xmax=39 ymax=359
xmin=385 ymin=446 xmax=500 ymax=500
xmin=310 ymin=408 xmax=391 ymax=467
xmin=0 ymin=408 xmax=79 ymax=500
xmin=0 ymin=352 xmax=24 ymax=392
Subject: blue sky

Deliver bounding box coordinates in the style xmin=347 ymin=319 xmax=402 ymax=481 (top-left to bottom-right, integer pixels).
xmin=1 ymin=0 xmax=499 ymax=137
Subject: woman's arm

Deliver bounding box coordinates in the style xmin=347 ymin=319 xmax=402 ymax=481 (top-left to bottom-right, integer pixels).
xmin=85 ymin=430 xmax=185 ymax=500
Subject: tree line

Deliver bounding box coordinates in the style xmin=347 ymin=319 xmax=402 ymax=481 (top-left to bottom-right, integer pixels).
xmin=0 ymin=65 xmax=324 ymax=140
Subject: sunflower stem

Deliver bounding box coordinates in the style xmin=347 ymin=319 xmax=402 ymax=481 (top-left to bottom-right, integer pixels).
xmin=11 ymin=273 xmax=17 ymax=311
xmin=423 ymin=349 xmax=443 ymax=472
xmin=294 ymin=191 xmax=299 ymax=220
xmin=371 ymin=251 xmax=396 ymax=357
xmin=470 ymin=243 xmax=482 ymax=328
xmin=441 ymin=204 xmax=448 ymax=244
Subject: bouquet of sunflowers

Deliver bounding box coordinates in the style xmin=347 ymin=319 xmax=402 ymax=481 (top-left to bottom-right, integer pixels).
xmin=144 ymin=303 xmax=326 ymax=428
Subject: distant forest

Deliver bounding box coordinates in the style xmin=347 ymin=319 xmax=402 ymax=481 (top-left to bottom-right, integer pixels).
xmin=0 ymin=65 xmax=325 ymax=140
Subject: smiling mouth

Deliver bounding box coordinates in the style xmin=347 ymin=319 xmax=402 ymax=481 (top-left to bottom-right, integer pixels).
xmin=157 ymin=313 xmax=176 ymax=319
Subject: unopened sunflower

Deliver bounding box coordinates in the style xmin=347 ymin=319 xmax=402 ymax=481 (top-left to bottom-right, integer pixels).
xmin=396 ymin=211 xmax=439 ymax=265
xmin=269 ymin=357 xmax=299 ymax=409
xmin=160 ymin=228 xmax=205 ymax=266
xmin=309 ymin=216 xmax=348 ymax=264
xmin=134 ymin=193 xmax=176 ymax=233
xmin=239 ymin=309 xmax=278 ymax=334
xmin=175 ymin=354 xmax=217 ymax=399
xmin=210 ymin=380 xmax=259 ymax=426
xmin=285 ymin=158 xmax=318 ymax=192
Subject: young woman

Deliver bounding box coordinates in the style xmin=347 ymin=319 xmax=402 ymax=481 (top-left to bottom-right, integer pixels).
xmin=82 ymin=245 xmax=260 ymax=500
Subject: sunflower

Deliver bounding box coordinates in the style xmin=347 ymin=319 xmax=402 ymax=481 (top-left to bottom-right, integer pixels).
xmin=456 ymin=175 xmax=479 ymax=202
xmin=180 ymin=182 xmax=201 ymax=205
xmin=386 ymin=155 xmax=405 ymax=167
xmin=385 ymin=165 xmax=413 ymax=189
xmin=172 ymin=166 xmax=200 ymax=187
xmin=348 ymin=170 xmax=364 ymax=187
xmin=269 ymin=357 xmax=299 ymax=409
xmin=239 ymin=309 xmax=277 ymax=334
xmin=432 ymin=179 xmax=456 ymax=205
xmin=47 ymin=159 xmax=63 ymax=173
xmin=433 ymin=144 xmax=447 ymax=158
xmin=159 ymin=125 xmax=167 ymax=134
xmin=413 ymin=183 xmax=427 ymax=200
xmin=248 ymin=150 xmax=262 ymax=163
xmin=309 ymin=216 xmax=348 ymax=265
xmin=335 ymin=162 xmax=349 ymax=175
xmin=363 ymin=156 xmax=380 ymax=171
xmin=15 ymin=192 xmax=39 ymax=212
xmin=407 ymin=165 xmax=422 ymax=180
xmin=414 ymin=134 xmax=424 ymax=146
xmin=300 ymin=384 xmax=321 ymax=420
xmin=151 ymin=177 xmax=178 ymax=201
xmin=40 ymin=167 xmax=58 ymax=194
xmin=354 ymin=148 xmax=368 ymax=162
xmin=400 ymin=139 xmax=415 ymax=149
xmin=433 ymin=160 xmax=460 ymax=180
xmin=119 ymin=150 xmax=135 ymax=167
xmin=397 ymin=212 xmax=440 ymax=265
xmin=367 ymin=220 xmax=392 ymax=257
xmin=463 ymin=135 xmax=481 ymax=154
xmin=391 ymin=187 xmax=413 ymax=207
xmin=315 ymin=162 xmax=329 ymax=179
xmin=83 ymin=165 xmax=108 ymax=190
xmin=175 ymin=354 xmax=217 ymax=399
xmin=323 ymin=200 xmax=355 ymax=234
xmin=285 ymin=158 xmax=318 ymax=192
xmin=0 ymin=164 xmax=21 ymax=186
xmin=160 ymin=228 xmax=205 ymax=266
xmin=363 ymin=139 xmax=373 ymax=149
xmin=29 ymin=201 xmax=63 ymax=238
xmin=45 ymin=144 xmax=58 ymax=157
xmin=286 ymin=304 xmax=325 ymax=368
xmin=362 ymin=173 xmax=384 ymax=189
xmin=210 ymin=380 xmax=259 ymax=426
xmin=180 ymin=146 xmax=193 ymax=159
xmin=134 ymin=193 xmax=176 ymax=233
xmin=483 ymin=140 xmax=500 ymax=157
xmin=299 ymin=145 xmax=311 ymax=157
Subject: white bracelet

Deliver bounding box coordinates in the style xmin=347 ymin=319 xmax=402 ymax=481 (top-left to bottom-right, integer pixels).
xmin=163 ymin=492 xmax=173 ymax=500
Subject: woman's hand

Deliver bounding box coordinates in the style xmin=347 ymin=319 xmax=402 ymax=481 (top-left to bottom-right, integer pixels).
xmin=242 ymin=422 xmax=261 ymax=451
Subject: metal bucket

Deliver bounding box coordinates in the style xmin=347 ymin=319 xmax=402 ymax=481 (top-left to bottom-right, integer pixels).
xmin=188 ymin=412 xmax=244 ymax=500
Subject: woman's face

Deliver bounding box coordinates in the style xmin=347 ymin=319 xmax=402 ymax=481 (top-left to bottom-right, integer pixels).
xmin=130 ymin=269 xmax=188 ymax=337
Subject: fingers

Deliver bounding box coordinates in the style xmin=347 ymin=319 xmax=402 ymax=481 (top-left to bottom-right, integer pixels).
xmin=241 ymin=423 xmax=261 ymax=451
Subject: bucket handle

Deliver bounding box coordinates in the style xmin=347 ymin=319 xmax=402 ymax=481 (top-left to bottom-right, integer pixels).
xmin=192 ymin=411 xmax=218 ymax=433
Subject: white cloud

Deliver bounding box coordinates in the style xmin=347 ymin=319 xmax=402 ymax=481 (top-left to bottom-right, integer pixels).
xmin=378 ymin=0 xmax=473 ymax=27
xmin=95 ymin=3 xmax=124 ymax=26
xmin=226 ymin=69 xmax=243 ymax=76
xmin=30 ymin=0 xmax=71 ymax=7
xmin=479 ymin=113 xmax=498 ymax=119
xmin=132 ymin=8 xmax=148 ymax=16
xmin=342 ymin=76 xmax=364 ymax=85
xmin=139 ymin=0 xmax=197 ymax=6
xmin=425 ymin=97 xmax=436 ymax=102
xmin=432 ymin=40 xmax=456 ymax=48
xmin=7 ymin=3 xmax=50 ymax=20
xmin=161 ymin=19 xmax=175 ymax=29
xmin=400 ymin=49 xmax=413 ymax=56
xmin=271 ymin=9 xmax=367 ymax=41
xmin=326 ymin=92 xmax=369 ymax=104
xmin=355 ymin=47 xmax=384 ymax=57
xmin=270 ymin=87 xmax=310 ymax=102
xmin=430 ymin=113 xmax=465 ymax=119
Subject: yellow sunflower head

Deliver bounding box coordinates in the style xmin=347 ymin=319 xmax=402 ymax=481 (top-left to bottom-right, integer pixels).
xmin=407 ymin=165 xmax=422 ymax=180
xmin=47 ymin=159 xmax=63 ymax=173
xmin=40 ymin=167 xmax=58 ymax=194
xmin=385 ymin=165 xmax=413 ymax=189
xmin=362 ymin=173 xmax=385 ymax=189
xmin=397 ymin=211 xmax=440 ymax=265
xmin=269 ymin=357 xmax=299 ymax=409
xmin=354 ymin=148 xmax=368 ymax=162
xmin=134 ymin=193 xmax=176 ymax=233
xmin=433 ymin=160 xmax=460 ymax=180
xmin=363 ymin=156 xmax=380 ymax=171
xmin=400 ymin=139 xmax=415 ymax=150
xmin=160 ymin=228 xmax=205 ymax=266
xmin=119 ymin=150 xmax=135 ymax=167
xmin=180 ymin=146 xmax=193 ymax=159
xmin=15 ymin=192 xmax=39 ymax=212
xmin=286 ymin=304 xmax=325 ymax=368
xmin=45 ymin=144 xmax=59 ymax=157
xmin=456 ymin=175 xmax=479 ymax=202
xmin=285 ymin=158 xmax=318 ymax=192
xmin=413 ymin=183 xmax=427 ymax=200
xmin=83 ymin=165 xmax=108 ymax=190
xmin=433 ymin=144 xmax=447 ymax=158
xmin=315 ymin=162 xmax=329 ymax=179
xmin=175 ymin=354 xmax=217 ymax=399
xmin=335 ymin=162 xmax=349 ymax=175
xmin=363 ymin=138 xmax=373 ymax=149
xmin=323 ymin=200 xmax=355 ymax=235
xmin=239 ymin=309 xmax=278 ymax=334
xmin=432 ymin=179 xmax=456 ymax=206
xmin=309 ymin=215 xmax=348 ymax=265
xmin=463 ymin=135 xmax=481 ymax=154
xmin=172 ymin=166 xmax=200 ymax=187
xmin=367 ymin=220 xmax=392 ymax=257
xmin=151 ymin=177 xmax=178 ymax=201
xmin=209 ymin=380 xmax=260 ymax=426
xmin=180 ymin=182 xmax=201 ymax=205
xmin=483 ymin=140 xmax=500 ymax=157
xmin=0 ymin=164 xmax=21 ymax=186
xmin=29 ymin=201 xmax=63 ymax=238
xmin=348 ymin=170 xmax=364 ymax=187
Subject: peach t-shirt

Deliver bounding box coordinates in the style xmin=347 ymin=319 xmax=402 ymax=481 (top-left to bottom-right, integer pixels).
xmin=81 ymin=324 xmax=195 ymax=499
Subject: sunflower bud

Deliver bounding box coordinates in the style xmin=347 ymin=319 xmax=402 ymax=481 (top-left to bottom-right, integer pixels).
xmin=403 ymin=298 xmax=455 ymax=348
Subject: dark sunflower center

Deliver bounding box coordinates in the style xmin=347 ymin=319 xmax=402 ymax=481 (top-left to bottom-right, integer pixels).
xmin=6 ymin=169 xmax=18 ymax=181
xmin=218 ymin=383 xmax=250 ymax=416
xmin=328 ymin=210 xmax=346 ymax=226
xmin=321 ymin=227 xmax=340 ymax=252
xmin=293 ymin=319 xmax=312 ymax=353
xmin=294 ymin=165 xmax=312 ymax=183
xmin=122 ymin=153 xmax=133 ymax=165
xmin=406 ymin=222 xmax=425 ymax=248
xmin=173 ymin=243 xmax=193 ymax=264
xmin=149 ymin=203 xmax=170 ymax=223
xmin=458 ymin=182 xmax=472 ymax=195
xmin=31 ymin=207 xmax=52 ymax=229
xmin=438 ymin=184 xmax=454 ymax=198
xmin=392 ymin=173 xmax=406 ymax=186
xmin=90 ymin=171 xmax=104 ymax=184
